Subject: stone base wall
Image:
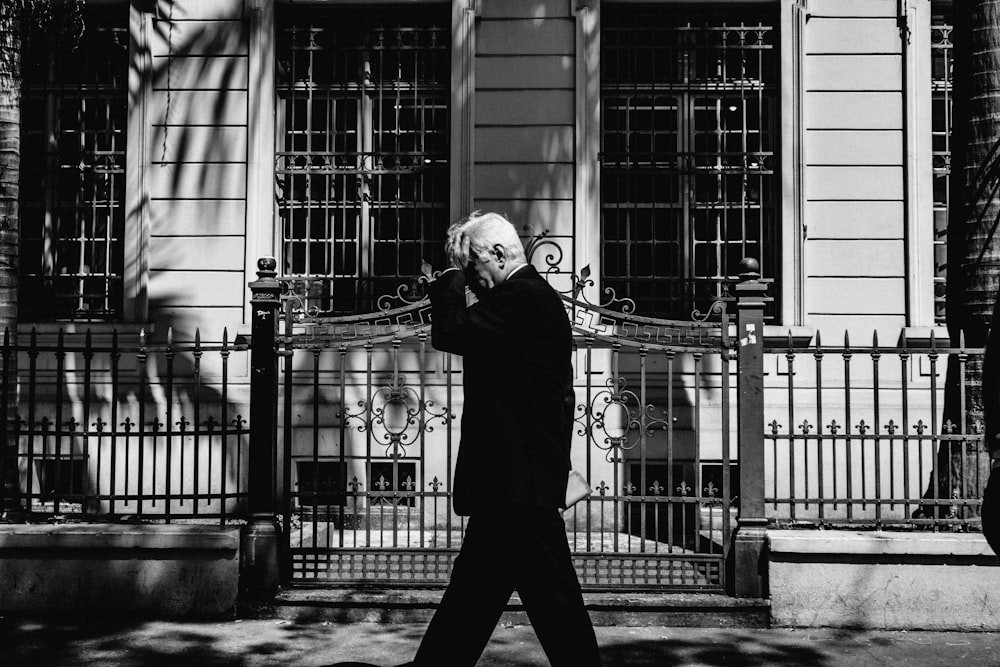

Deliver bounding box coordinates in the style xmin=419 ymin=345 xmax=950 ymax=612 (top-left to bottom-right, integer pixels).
xmin=0 ymin=524 xmax=240 ymax=618
xmin=768 ymin=530 xmax=1000 ymax=630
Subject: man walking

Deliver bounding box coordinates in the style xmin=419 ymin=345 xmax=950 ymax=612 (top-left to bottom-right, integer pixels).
xmin=410 ymin=212 xmax=601 ymax=666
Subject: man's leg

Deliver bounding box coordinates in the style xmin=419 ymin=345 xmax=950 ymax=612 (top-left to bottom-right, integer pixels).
xmin=983 ymin=465 xmax=1000 ymax=560
xmin=514 ymin=508 xmax=602 ymax=667
xmin=413 ymin=515 xmax=514 ymax=666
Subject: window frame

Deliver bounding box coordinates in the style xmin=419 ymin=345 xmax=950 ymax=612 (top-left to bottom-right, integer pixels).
xmin=263 ymin=0 xmax=469 ymax=317
xmin=590 ymin=2 xmax=781 ymax=321
xmin=16 ymin=2 xmax=137 ymax=325
xmin=929 ymin=2 xmax=952 ymax=327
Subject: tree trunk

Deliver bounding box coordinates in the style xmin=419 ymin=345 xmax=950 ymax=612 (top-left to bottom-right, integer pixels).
xmin=938 ymin=0 xmax=1000 ymax=520
xmin=0 ymin=3 xmax=21 ymax=514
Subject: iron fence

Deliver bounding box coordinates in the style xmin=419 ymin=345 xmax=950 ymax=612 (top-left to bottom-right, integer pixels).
xmin=272 ymin=268 xmax=737 ymax=591
xmin=764 ymin=331 xmax=987 ymax=529
xmin=1 ymin=327 xmax=250 ymax=521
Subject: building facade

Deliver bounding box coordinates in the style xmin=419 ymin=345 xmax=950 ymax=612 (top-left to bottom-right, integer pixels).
xmin=9 ymin=0 xmax=975 ymax=590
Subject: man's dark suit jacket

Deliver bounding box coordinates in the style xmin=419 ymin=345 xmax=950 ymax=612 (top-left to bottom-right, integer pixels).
xmin=428 ymin=264 xmax=575 ymax=516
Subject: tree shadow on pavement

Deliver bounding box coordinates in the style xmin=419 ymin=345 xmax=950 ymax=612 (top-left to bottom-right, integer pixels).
xmin=0 ymin=618 xmax=835 ymax=667
xmin=597 ymin=632 xmax=827 ymax=666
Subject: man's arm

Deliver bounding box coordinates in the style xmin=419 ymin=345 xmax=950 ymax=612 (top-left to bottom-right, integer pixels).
xmin=428 ymin=271 xmax=525 ymax=355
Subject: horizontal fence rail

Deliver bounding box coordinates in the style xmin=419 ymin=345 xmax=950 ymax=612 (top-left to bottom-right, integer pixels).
xmin=1 ymin=328 xmax=250 ymax=521
xmin=764 ymin=331 xmax=987 ymax=529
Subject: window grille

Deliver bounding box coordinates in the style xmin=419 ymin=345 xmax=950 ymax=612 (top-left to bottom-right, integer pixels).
xmin=931 ymin=10 xmax=952 ymax=326
xmin=601 ymin=7 xmax=778 ymax=319
xmin=276 ymin=6 xmax=450 ymax=315
xmin=18 ymin=9 xmax=128 ymax=321
xmin=296 ymin=461 xmax=346 ymax=508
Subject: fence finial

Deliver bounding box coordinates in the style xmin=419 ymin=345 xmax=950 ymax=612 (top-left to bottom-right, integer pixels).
xmin=257 ymin=256 xmax=278 ymax=278
xmin=738 ymin=257 xmax=761 ymax=281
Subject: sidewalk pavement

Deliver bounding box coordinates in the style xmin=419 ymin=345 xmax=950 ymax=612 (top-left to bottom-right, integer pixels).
xmin=2 ymin=617 xmax=997 ymax=666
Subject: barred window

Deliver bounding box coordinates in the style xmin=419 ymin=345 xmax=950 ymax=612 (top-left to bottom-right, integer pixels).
xmin=276 ymin=6 xmax=450 ymax=315
xmin=601 ymin=6 xmax=778 ymax=319
xmin=18 ymin=9 xmax=128 ymax=321
xmin=932 ymin=9 xmax=952 ymax=326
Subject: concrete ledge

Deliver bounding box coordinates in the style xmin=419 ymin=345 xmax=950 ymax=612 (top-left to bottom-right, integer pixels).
xmin=769 ymin=530 xmax=995 ymax=558
xmin=768 ymin=530 xmax=1000 ymax=631
xmin=0 ymin=524 xmax=240 ymax=550
xmin=271 ymin=588 xmax=771 ymax=628
xmin=0 ymin=524 xmax=241 ymax=619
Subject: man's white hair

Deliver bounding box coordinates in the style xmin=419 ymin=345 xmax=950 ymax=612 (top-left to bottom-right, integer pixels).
xmin=446 ymin=211 xmax=527 ymax=266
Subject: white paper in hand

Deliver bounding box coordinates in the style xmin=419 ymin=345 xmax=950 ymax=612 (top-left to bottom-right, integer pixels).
xmin=564 ymin=469 xmax=592 ymax=510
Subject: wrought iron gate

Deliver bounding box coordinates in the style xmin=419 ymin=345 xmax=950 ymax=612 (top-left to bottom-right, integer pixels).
xmin=274 ymin=270 xmax=734 ymax=591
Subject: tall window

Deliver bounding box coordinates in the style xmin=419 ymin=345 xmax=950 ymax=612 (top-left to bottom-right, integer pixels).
xmin=276 ymin=6 xmax=450 ymax=315
xmin=19 ymin=9 xmax=128 ymax=321
xmin=601 ymin=7 xmax=778 ymax=319
xmin=931 ymin=9 xmax=953 ymax=326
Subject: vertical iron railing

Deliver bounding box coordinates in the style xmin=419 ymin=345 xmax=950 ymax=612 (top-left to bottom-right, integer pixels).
xmin=765 ymin=331 xmax=987 ymax=529
xmin=0 ymin=327 xmax=250 ymax=520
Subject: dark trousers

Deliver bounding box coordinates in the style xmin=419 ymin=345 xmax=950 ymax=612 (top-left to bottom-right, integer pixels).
xmin=413 ymin=506 xmax=602 ymax=667
xmin=983 ymin=465 xmax=1000 ymax=560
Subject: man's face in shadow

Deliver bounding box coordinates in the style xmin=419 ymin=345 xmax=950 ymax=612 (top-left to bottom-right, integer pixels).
xmin=464 ymin=245 xmax=506 ymax=299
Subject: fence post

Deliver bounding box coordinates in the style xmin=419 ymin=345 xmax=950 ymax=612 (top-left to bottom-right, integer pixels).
xmin=242 ymin=257 xmax=281 ymax=603
xmin=734 ymin=257 xmax=767 ymax=598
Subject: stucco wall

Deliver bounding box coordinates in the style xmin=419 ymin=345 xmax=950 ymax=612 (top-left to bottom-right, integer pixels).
xmin=768 ymin=530 xmax=1000 ymax=630
xmin=0 ymin=524 xmax=241 ymax=618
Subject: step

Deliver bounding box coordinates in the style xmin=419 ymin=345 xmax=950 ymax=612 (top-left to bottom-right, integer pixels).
xmin=264 ymin=588 xmax=771 ymax=628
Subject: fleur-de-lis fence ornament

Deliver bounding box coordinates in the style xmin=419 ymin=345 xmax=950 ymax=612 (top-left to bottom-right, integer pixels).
xmin=650 ymin=480 xmax=664 ymax=496
xmin=677 ymin=481 xmax=690 ymax=496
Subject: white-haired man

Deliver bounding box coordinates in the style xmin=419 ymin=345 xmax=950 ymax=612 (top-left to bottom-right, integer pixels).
xmin=410 ymin=212 xmax=601 ymax=666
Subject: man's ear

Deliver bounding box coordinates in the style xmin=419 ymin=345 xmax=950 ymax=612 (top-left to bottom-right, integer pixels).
xmin=493 ymin=244 xmax=506 ymax=266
